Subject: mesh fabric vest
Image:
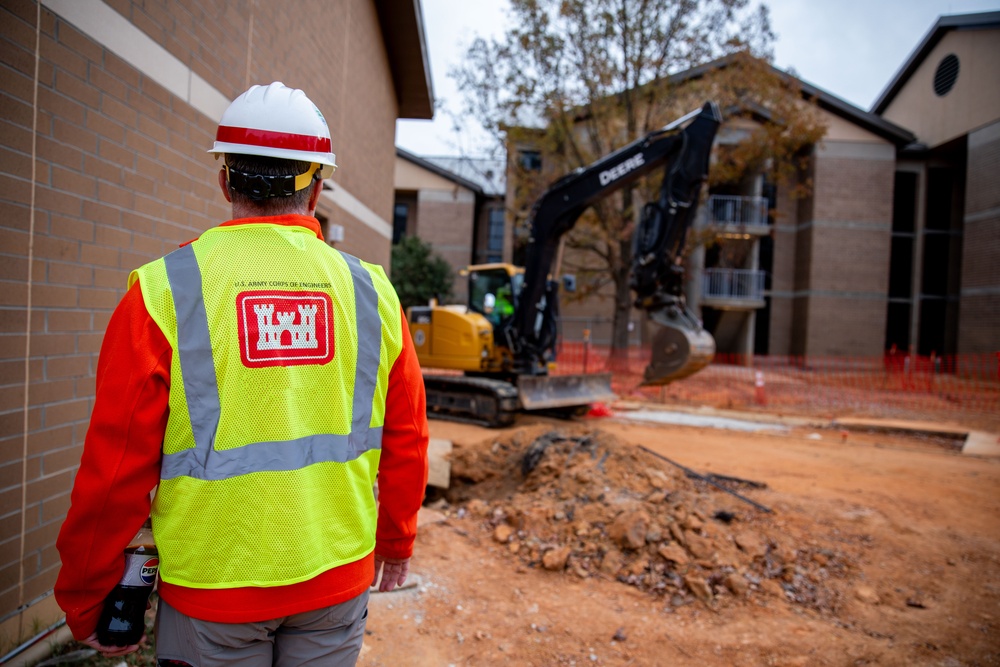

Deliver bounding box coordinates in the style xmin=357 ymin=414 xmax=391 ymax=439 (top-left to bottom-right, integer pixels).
xmin=130 ymin=221 xmax=403 ymax=589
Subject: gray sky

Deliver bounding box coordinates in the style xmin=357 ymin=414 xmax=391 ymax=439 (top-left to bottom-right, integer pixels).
xmin=394 ymin=0 xmax=1000 ymax=157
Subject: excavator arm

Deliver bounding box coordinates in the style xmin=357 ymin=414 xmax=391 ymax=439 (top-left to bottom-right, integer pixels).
xmin=511 ymin=102 xmax=722 ymax=383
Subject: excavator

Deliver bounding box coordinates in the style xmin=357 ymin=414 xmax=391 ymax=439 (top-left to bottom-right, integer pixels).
xmin=407 ymin=102 xmax=721 ymax=427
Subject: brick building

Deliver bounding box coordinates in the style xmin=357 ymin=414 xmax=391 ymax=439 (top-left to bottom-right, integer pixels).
xmin=393 ymin=148 xmax=506 ymax=304
xmin=502 ymin=11 xmax=999 ymax=359
xmin=0 ymin=0 xmax=431 ymax=650
xmin=872 ymin=11 xmax=1000 ymax=357
xmin=743 ymin=10 xmax=999 ymax=358
xmin=744 ymin=82 xmax=915 ymax=358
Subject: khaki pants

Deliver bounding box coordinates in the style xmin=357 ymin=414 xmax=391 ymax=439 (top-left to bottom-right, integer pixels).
xmin=154 ymin=591 xmax=369 ymax=667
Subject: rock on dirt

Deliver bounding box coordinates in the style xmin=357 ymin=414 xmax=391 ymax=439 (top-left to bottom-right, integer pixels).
xmin=443 ymin=424 xmax=857 ymax=611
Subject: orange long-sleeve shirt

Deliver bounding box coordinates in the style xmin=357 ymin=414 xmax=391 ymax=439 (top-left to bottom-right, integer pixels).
xmin=54 ymin=215 xmax=429 ymax=640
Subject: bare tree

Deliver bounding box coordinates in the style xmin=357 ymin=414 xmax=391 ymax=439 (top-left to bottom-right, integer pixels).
xmin=455 ymin=0 xmax=823 ymax=361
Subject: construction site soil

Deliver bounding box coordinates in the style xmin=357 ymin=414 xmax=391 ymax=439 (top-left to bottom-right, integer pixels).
xmin=38 ymin=406 xmax=999 ymax=667
xmin=360 ymin=411 xmax=1000 ymax=667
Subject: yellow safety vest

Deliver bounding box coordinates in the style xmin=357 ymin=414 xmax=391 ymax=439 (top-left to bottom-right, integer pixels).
xmin=130 ymin=221 xmax=403 ymax=589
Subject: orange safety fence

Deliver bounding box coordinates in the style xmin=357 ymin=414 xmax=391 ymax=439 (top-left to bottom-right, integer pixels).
xmin=551 ymin=342 xmax=1000 ymax=428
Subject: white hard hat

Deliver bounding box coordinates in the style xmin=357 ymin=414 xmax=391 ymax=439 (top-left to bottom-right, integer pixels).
xmin=208 ymin=82 xmax=337 ymax=178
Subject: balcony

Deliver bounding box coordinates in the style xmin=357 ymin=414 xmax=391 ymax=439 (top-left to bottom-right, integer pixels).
xmin=701 ymin=268 xmax=766 ymax=309
xmin=707 ymin=195 xmax=769 ymax=235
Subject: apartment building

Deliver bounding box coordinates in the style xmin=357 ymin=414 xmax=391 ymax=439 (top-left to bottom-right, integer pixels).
xmin=0 ymin=0 xmax=431 ymax=650
xmin=498 ymin=11 xmax=999 ymax=358
xmin=394 ymin=148 xmax=506 ymax=303
xmin=765 ymin=10 xmax=999 ymax=357
xmin=703 ymin=77 xmax=915 ymax=358
xmin=873 ymin=11 xmax=1000 ymax=357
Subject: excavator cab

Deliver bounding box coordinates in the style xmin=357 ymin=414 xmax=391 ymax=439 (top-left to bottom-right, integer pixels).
xmin=467 ymin=264 xmax=521 ymax=333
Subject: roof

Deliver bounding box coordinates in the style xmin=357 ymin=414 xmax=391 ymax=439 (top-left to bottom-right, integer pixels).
xmin=423 ymin=156 xmax=506 ymax=196
xmin=667 ymin=55 xmax=916 ymax=146
xmin=872 ymin=11 xmax=1000 ymax=115
xmin=795 ymin=74 xmax=915 ymax=146
xmin=374 ymin=0 xmax=434 ymax=119
xmin=396 ymin=147 xmax=486 ymax=194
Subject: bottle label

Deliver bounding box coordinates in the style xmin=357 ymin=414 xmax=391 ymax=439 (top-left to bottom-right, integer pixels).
xmin=120 ymin=552 xmax=159 ymax=587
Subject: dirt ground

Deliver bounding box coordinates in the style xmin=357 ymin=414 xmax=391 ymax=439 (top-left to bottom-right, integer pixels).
xmin=360 ymin=409 xmax=1000 ymax=667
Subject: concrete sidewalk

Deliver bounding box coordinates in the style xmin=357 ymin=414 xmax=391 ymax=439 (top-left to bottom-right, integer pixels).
xmin=830 ymin=416 xmax=1000 ymax=458
xmin=958 ymin=431 xmax=1000 ymax=457
xmin=610 ymin=400 xmax=1000 ymax=458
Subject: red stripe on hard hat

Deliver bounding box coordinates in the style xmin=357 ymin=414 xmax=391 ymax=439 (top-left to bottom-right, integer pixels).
xmin=215 ymin=126 xmax=331 ymax=153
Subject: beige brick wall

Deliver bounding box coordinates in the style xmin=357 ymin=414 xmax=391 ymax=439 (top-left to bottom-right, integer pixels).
xmin=100 ymin=0 xmax=398 ymax=265
xmin=767 ymin=178 xmax=801 ymax=355
xmin=790 ymin=148 xmax=895 ymax=356
xmin=416 ymin=192 xmax=476 ymax=302
xmin=0 ymin=0 xmax=401 ymax=645
xmin=806 ymin=225 xmax=891 ymax=293
xmin=811 ymin=155 xmax=895 ymax=225
xmin=803 ymin=296 xmax=889 ymax=357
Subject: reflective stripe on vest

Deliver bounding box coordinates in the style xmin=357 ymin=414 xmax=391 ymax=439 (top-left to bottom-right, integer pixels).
xmin=160 ymin=243 xmax=382 ymax=482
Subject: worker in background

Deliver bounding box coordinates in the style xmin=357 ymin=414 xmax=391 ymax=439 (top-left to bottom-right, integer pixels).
xmin=54 ymin=82 xmax=429 ymax=666
xmin=494 ymin=284 xmax=515 ymax=320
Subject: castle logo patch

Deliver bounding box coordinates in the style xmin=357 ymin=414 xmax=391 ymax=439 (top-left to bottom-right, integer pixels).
xmin=237 ymin=291 xmax=334 ymax=367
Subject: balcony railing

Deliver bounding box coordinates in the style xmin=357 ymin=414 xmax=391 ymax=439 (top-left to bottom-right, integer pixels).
xmin=702 ymin=268 xmax=766 ymax=303
xmin=707 ymin=195 xmax=769 ymax=228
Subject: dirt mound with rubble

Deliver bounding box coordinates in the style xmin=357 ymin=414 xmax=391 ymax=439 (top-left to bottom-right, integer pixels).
xmin=441 ymin=424 xmax=855 ymax=611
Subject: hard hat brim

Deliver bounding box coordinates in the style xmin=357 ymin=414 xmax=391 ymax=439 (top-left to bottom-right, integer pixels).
xmin=209 ymin=142 xmax=336 ymax=178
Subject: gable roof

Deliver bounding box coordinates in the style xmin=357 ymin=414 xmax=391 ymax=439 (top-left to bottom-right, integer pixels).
xmin=423 ymin=156 xmax=506 ymax=196
xmin=374 ymin=0 xmax=434 ymax=119
xmin=396 ymin=147 xmax=484 ymax=194
xmin=668 ymin=55 xmax=915 ymax=146
xmin=872 ymin=11 xmax=1000 ymax=115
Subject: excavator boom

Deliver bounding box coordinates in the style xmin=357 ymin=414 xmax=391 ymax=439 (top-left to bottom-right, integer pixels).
xmin=514 ymin=102 xmax=721 ymax=385
xmin=410 ymin=103 xmax=721 ymax=426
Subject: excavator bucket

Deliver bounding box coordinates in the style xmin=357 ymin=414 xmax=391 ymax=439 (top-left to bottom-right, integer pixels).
xmin=642 ymin=307 xmax=716 ymax=386
xmin=517 ymin=373 xmax=616 ymax=412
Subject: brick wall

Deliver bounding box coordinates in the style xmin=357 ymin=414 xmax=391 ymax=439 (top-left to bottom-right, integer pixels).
xmin=811 ymin=155 xmax=894 ymax=225
xmin=959 ymin=121 xmax=1000 ymax=353
xmin=96 ymin=0 xmax=398 ymax=263
xmin=0 ymin=0 xmax=401 ymax=647
xmin=807 ymin=225 xmax=892 ymax=295
xmin=796 ymin=148 xmax=895 ymax=356
xmin=801 ymin=296 xmax=891 ymax=357
xmin=768 ymin=172 xmax=801 ymax=355
xmin=102 ymin=0 xmax=252 ymax=101
xmin=416 ymin=191 xmax=476 ymax=302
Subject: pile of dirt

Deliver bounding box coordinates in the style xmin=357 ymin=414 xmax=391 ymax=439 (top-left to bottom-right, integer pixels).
xmin=440 ymin=424 xmax=856 ymax=612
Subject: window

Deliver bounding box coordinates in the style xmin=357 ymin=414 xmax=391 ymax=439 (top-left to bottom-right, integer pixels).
xmin=468 ymin=267 xmax=515 ymax=326
xmin=487 ymin=206 xmax=504 ymax=255
xmin=392 ymin=202 xmax=408 ymax=244
xmin=518 ymin=150 xmax=542 ymax=171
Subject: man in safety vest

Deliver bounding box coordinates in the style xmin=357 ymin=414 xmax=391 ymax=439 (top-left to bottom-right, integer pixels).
xmin=54 ymin=82 xmax=429 ymax=665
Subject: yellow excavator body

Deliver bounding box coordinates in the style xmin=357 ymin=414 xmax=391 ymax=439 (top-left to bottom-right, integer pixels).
xmin=408 ymin=264 xmax=616 ymax=426
xmin=407 ymin=304 xmax=498 ymax=373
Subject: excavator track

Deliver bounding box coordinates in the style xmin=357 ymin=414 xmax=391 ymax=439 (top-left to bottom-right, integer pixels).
xmin=423 ymin=375 xmax=521 ymax=428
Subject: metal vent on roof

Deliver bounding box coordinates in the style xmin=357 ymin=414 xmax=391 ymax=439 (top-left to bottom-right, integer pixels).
xmin=933 ymin=54 xmax=960 ymax=96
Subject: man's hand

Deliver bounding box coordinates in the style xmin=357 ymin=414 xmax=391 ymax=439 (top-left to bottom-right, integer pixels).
xmin=372 ymin=555 xmax=410 ymax=592
xmin=79 ymin=631 xmax=143 ymax=657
